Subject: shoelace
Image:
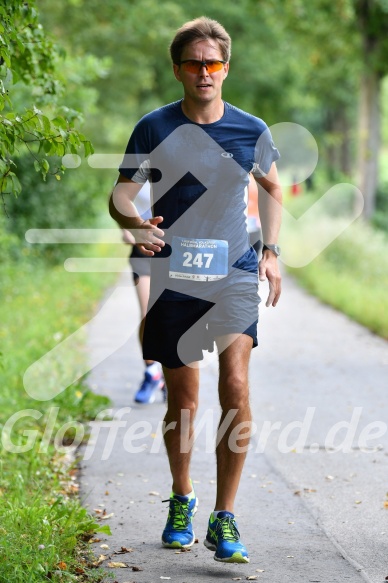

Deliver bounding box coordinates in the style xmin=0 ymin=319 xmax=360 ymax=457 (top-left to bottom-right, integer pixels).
xmin=215 ymin=516 xmax=240 ymax=542
xmin=162 ymin=497 xmax=191 ymax=530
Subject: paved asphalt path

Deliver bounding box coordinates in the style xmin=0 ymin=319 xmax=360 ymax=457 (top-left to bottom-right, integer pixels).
xmin=80 ymin=270 xmax=388 ymax=583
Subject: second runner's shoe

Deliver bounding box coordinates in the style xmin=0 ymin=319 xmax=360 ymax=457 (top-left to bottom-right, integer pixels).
xmin=134 ymin=370 xmax=165 ymax=404
xmin=204 ymin=511 xmax=249 ymax=563
xmin=161 ymin=492 xmax=198 ymax=548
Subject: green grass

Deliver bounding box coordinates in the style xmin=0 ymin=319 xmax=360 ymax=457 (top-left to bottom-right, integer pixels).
xmin=0 ymin=242 xmax=124 ymax=582
xmin=284 ymin=191 xmax=388 ymax=339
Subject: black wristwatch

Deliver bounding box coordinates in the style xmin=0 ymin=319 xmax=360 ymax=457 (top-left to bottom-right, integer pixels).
xmin=262 ymin=244 xmax=281 ymax=257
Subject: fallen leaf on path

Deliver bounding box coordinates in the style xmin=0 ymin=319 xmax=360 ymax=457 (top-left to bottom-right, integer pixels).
xmin=246 ymin=577 xmax=258 ymax=581
xmin=107 ymin=561 xmax=128 ymax=568
xmin=131 ymin=565 xmax=143 ymax=571
xmin=101 ymin=512 xmax=114 ymax=520
xmin=100 ymin=544 xmax=110 ymax=549
xmin=149 ymin=491 xmax=160 ymax=496
xmin=256 ymin=569 xmax=265 ymax=572
xmin=383 ymin=501 xmax=388 ymax=509
xmin=93 ymin=555 xmax=108 ymax=566
xmin=113 ymin=546 xmax=134 ymax=554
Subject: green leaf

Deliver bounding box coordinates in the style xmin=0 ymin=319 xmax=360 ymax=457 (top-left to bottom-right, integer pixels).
xmin=41 ymin=158 xmax=49 ymax=173
xmin=95 ymin=524 xmax=112 ymax=536
xmin=41 ymin=115 xmax=51 ymax=135
xmin=0 ymin=47 xmax=11 ymax=68
xmin=51 ymin=116 xmax=68 ymax=130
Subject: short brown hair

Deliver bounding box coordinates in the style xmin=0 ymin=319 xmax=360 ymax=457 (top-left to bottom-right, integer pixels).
xmin=169 ymin=16 xmax=231 ymax=64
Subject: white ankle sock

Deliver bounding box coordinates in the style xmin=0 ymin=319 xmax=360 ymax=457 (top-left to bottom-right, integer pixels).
xmin=146 ymin=362 xmax=161 ymax=378
xmin=213 ymin=510 xmax=232 ymax=517
xmin=173 ymin=489 xmax=194 ymax=499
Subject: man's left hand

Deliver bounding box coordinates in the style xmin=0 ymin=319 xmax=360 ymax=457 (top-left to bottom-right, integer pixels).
xmin=259 ymin=251 xmax=281 ymax=307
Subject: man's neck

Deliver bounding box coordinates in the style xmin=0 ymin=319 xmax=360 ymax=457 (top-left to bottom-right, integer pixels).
xmin=181 ymin=98 xmax=225 ymax=125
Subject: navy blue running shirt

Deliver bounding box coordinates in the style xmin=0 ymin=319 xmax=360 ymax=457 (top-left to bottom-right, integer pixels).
xmin=119 ymin=100 xmax=280 ymax=302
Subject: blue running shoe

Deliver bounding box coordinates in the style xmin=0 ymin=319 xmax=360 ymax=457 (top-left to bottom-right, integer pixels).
xmin=134 ymin=370 xmax=165 ymax=404
xmin=204 ymin=511 xmax=249 ymax=563
xmin=161 ymin=492 xmax=198 ymax=548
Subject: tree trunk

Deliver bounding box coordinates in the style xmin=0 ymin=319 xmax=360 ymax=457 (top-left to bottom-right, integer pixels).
xmin=357 ymin=68 xmax=381 ymax=219
xmin=338 ymin=111 xmax=352 ymax=177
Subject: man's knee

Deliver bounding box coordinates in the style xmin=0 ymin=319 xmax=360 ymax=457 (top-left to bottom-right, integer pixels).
xmin=219 ymin=375 xmax=250 ymax=411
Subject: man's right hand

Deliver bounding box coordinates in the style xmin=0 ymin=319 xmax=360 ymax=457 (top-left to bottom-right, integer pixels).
xmin=134 ymin=216 xmax=165 ymax=256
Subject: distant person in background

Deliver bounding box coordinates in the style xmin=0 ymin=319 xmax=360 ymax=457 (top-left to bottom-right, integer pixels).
xmin=122 ymin=181 xmax=165 ymax=404
xmin=247 ymin=173 xmax=262 ymax=258
xmin=291 ymin=174 xmax=302 ymax=196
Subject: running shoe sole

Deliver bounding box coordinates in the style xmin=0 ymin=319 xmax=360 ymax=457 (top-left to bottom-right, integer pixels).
xmin=204 ymin=538 xmax=250 ymax=563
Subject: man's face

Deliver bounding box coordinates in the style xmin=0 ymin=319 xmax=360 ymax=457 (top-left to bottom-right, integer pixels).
xmin=173 ymin=39 xmax=229 ymax=105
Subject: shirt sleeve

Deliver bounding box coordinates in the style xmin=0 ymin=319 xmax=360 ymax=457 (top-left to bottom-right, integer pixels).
xmin=119 ymin=118 xmax=152 ymax=183
xmin=252 ymin=125 xmax=280 ymax=178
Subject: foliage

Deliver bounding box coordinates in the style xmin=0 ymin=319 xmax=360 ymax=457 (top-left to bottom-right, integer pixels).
xmin=0 ymin=0 xmax=94 ymax=204
xmin=353 ymin=0 xmax=388 ymax=76
xmin=286 ymin=214 xmax=388 ymax=339
xmin=0 ymin=244 xmax=118 ymax=582
xmin=2 ymin=157 xmax=113 ymax=262
xmin=372 ymin=181 xmax=388 ymax=231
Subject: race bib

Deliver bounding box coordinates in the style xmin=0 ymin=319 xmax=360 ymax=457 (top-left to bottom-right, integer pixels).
xmin=169 ymin=237 xmax=228 ymax=282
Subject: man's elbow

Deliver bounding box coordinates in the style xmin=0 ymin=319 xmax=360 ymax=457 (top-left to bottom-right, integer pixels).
xmin=109 ymin=193 xmax=120 ymax=224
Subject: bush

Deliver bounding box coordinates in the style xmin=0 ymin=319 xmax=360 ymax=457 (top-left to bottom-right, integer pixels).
xmin=372 ymin=181 xmax=388 ymax=232
xmin=2 ymin=156 xmax=112 ymax=262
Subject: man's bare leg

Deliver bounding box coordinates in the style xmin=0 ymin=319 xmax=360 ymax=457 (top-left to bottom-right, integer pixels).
xmin=162 ymin=364 xmax=199 ymax=496
xmin=215 ymin=334 xmax=253 ymax=512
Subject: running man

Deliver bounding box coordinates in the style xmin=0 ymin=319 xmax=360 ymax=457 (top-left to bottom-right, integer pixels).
xmin=110 ymin=16 xmax=282 ymax=564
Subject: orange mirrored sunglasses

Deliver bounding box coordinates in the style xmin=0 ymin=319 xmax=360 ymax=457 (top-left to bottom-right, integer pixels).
xmin=178 ymin=59 xmax=226 ymax=74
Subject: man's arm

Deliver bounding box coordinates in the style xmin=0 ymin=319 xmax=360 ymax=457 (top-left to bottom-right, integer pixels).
xmin=255 ymin=162 xmax=282 ymax=307
xmin=109 ymin=174 xmax=165 ymax=256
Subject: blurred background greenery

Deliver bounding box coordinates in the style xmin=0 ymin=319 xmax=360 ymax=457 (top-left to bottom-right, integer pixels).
xmin=1 ymin=2 xmax=388 ymax=580
xmin=2 ymin=0 xmax=388 ymax=263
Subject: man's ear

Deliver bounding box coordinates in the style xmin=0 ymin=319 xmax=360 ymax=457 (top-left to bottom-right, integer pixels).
xmin=173 ymin=64 xmax=182 ymax=82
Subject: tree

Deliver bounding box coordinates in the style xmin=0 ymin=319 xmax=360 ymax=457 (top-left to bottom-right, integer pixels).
xmin=354 ymin=0 xmax=388 ymax=218
xmin=0 ymin=0 xmax=93 ymax=212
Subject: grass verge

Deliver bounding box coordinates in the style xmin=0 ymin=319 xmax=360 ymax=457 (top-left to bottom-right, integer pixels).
xmin=0 ymin=242 xmax=126 ymax=582
xmin=283 ymin=190 xmax=388 ymax=339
